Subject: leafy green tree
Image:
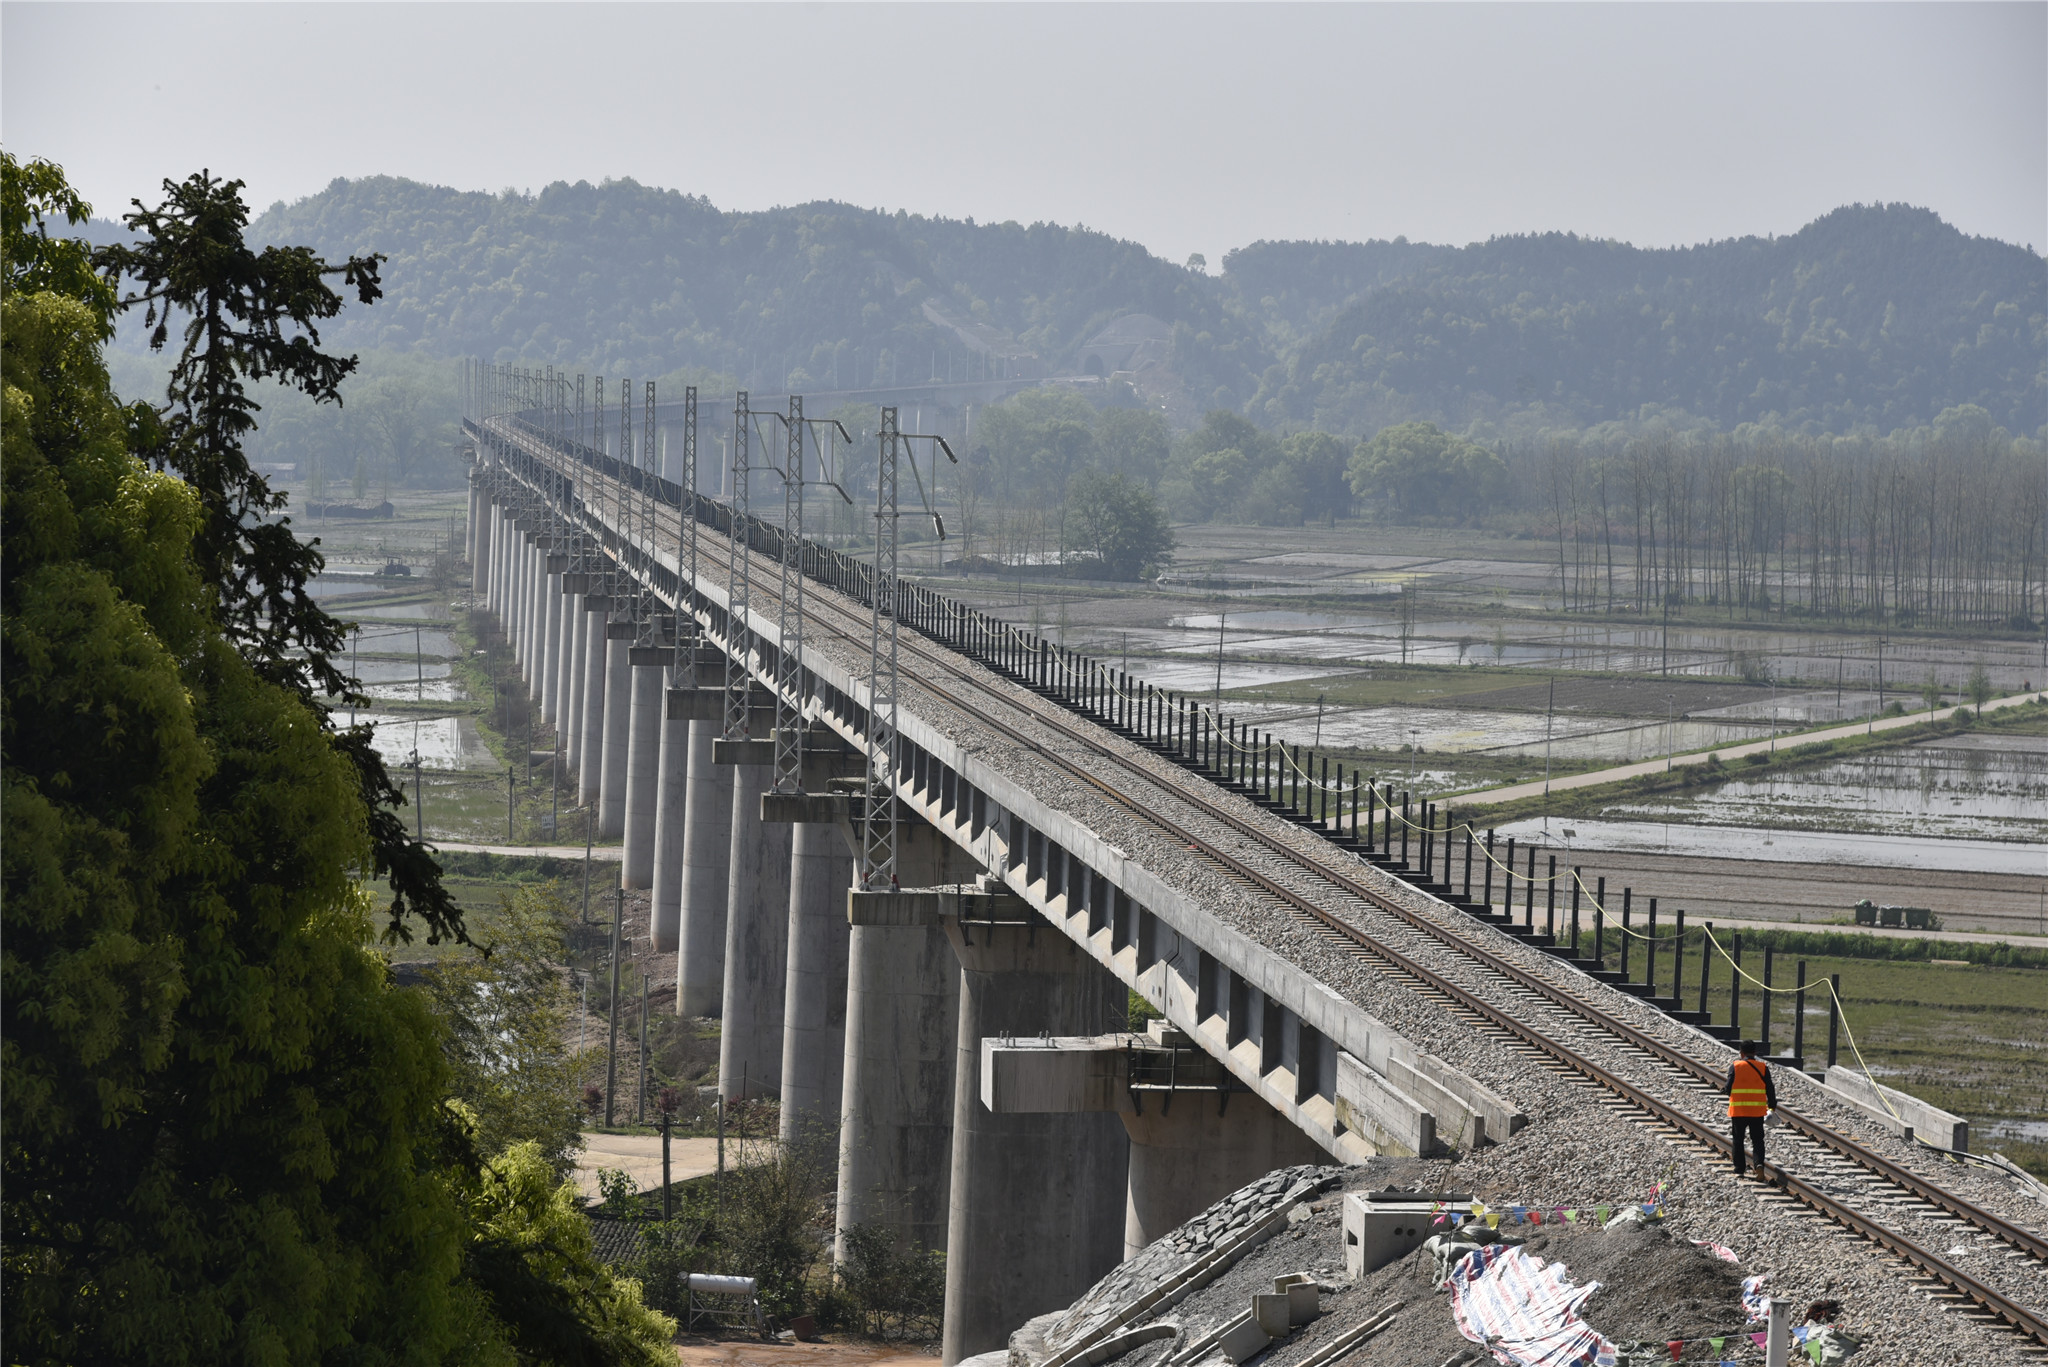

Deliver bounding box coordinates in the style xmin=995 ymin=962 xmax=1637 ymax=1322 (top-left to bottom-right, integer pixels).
xmin=1064 ymin=471 xmax=1175 ymax=579
xmin=1347 ymin=420 xmax=1506 ymax=518
xmin=3 ymin=228 xmax=480 ymax=1366
xmin=3 ymin=156 xmax=668 ymax=1367
xmin=1094 ymin=406 xmax=1170 ymax=487
xmin=425 ymin=887 xmax=583 ymax=1179
xmin=95 ymin=169 xmax=456 ymax=943
xmin=0 ymin=153 xmax=119 ymax=336
xmin=1967 ymin=663 xmax=1994 ymax=716
xmin=465 ymin=1142 xmax=677 ymax=1366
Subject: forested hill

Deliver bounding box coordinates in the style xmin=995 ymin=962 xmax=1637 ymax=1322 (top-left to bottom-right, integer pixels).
xmin=232 ymin=176 xmax=1264 ymax=404
xmin=1242 ymin=205 xmax=2046 ymax=436
xmin=96 ymin=176 xmax=2042 ymax=437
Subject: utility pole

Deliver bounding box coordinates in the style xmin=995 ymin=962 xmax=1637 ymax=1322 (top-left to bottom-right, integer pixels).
xmin=604 ymin=885 xmax=624 ymax=1127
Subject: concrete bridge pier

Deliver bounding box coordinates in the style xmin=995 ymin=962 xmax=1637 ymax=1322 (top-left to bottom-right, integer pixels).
xmin=468 ymin=482 xmax=488 ymax=597
xmin=675 ymin=721 xmax=735 ymax=1017
xmin=515 ymin=528 xmax=537 ymax=678
xmin=527 ymin=539 xmax=552 ymax=690
xmin=484 ymin=505 xmax=503 ymax=615
xmin=1119 ymin=1079 xmax=1326 ymax=1260
xmin=557 ymin=575 xmax=586 ymax=769
xmin=621 ymin=645 xmax=669 ymax=888
xmin=941 ymin=919 xmax=1129 ymax=1365
xmin=598 ymin=622 xmax=635 ymax=838
xmin=779 ymin=821 xmax=853 ymax=1146
xmin=540 ymin=556 xmax=567 ymax=723
xmin=716 ymin=758 xmax=791 ymax=1102
xmin=834 ymin=831 xmax=979 ymax=1267
xmin=648 ymin=687 xmax=694 ymax=953
xmin=575 ymin=598 xmax=610 ymax=804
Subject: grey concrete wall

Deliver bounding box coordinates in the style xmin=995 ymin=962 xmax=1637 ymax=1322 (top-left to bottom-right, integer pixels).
xmin=648 ymin=695 xmax=691 ymax=953
xmin=780 ymin=822 xmax=853 ymax=1145
xmin=621 ymin=652 xmax=667 ymax=888
xmin=676 ymin=720 xmax=733 ymax=1017
xmin=942 ymin=922 xmax=1128 ymax=1364
xmin=718 ymin=762 xmax=791 ymax=1101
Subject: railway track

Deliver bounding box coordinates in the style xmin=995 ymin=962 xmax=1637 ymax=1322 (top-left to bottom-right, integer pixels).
xmin=492 ymin=422 xmax=2048 ymax=1352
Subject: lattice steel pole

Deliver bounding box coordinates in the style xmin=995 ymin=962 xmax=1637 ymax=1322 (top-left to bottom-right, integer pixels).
xmin=772 ymin=394 xmax=807 ymax=791
xmin=860 ymin=407 xmax=901 ymax=890
xmin=593 ymin=377 xmax=609 ymax=594
xmin=640 ymin=380 xmax=659 ymax=639
xmin=618 ymin=378 xmax=634 ymax=612
xmin=723 ymin=391 xmax=755 ymax=738
xmin=671 ymin=387 xmax=699 ymax=658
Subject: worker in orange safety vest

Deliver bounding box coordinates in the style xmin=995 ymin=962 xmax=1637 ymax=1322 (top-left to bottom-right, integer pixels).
xmin=1722 ymin=1039 xmax=1778 ymax=1181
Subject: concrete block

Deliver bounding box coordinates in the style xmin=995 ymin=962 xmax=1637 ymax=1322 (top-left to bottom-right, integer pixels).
xmin=847 ymin=888 xmax=944 ymax=927
xmin=1342 ymin=1192 xmax=1473 ymax=1279
xmin=1413 ymin=1054 xmax=1526 ymax=1140
xmin=761 ymin=792 xmax=838 ymax=824
xmin=1334 ymin=1050 xmax=1437 ymax=1157
xmin=1284 ymin=1279 xmax=1318 ymax=1326
xmin=1252 ymin=1293 xmax=1291 ymax=1338
xmin=1824 ymin=1065 xmax=1968 ymax=1150
xmin=629 ymin=646 xmax=673 ymax=667
xmin=714 ymin=738 xmax=775 ymax=766
xmin=979 ymin=1036 xmax=1130 ymax=1114
xmin=1218 ymin=1316 xmax=1270 ymax=1363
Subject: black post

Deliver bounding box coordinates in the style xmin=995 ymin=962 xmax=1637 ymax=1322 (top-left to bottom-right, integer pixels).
xmin=1570 ymin=871 xmax=1582 ymax=955
xmin=1761 ymin=946 xmax=1774 ymax=1054
xmin=1700 ymin=922 xmax=1714 ymax=1021
xmin=1730 ymin=932 xmax=1743 ymax=1042
xmin=1463 ymin=824 xmax=1474 ymax=900
xmin=1367 ymin=784 xmax=1378 ymax=851
xmin=1826 ymin=973 xmax=1841 ymax=1069
xmin=1486 ymin=830 xmax=1498 ymax=910
xmin=1672 ymin=906 xmax=1686 ymax=1006
xmin=1593 ymin=875 xmax=1605 ymax=964
xmin=1400 ymin=792 xmax=1411 ymax=867
xmin=1544 ymin=855 xmax=1556 ymax=936
xmin=1352 ymin=774 xmax=1362 ymax=841
xmin=1644 ymin=896 xmax=1656 ymax=994
xmin=1619 ymin=887 xmax=1631 ymax=980
xmin=1793 ymin=960 xmax=1807 ymax=1065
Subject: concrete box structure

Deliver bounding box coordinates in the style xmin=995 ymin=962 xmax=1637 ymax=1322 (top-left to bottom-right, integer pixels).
xmin=1341 ymin=1192 xmax=1473 ymax=1279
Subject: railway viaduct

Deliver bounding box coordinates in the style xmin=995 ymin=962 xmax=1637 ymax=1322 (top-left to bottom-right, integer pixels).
xmin=456 ymin=367 xmax=2047 ymax=1360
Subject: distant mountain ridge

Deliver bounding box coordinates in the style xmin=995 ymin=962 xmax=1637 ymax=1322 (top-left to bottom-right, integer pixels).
xmin=91 ymin=178 xmax=2045 ymax=435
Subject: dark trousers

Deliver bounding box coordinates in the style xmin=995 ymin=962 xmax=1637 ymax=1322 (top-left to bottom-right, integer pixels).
xmin=1731 ymin=1116 xmax=1766 ymax=1174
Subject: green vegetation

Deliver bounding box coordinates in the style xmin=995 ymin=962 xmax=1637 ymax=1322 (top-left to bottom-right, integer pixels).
xmin=423 ymin=887 xmax=585 ymax=1177
xmin=3 ymin=153 xmax=671 ymax=1365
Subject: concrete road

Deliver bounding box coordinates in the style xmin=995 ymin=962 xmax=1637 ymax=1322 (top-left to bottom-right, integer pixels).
xmin=1458 ymin=690 xmax=2043 ymax=806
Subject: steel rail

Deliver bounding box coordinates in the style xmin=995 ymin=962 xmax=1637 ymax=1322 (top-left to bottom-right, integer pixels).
xmin=486 ymin=418 xmax=2048 ymax=1345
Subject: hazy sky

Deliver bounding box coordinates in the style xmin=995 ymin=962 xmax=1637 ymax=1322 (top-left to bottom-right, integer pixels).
xmin=5 ymin=2 xmax=2043 ymax=264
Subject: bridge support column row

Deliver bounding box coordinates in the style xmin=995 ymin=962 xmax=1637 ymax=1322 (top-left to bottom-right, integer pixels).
xmin=541 ymin=556 xmax=566 ymax=723
xmin=648 ymin=692 xmax=692 ymax=953
xmin=597 ymin=623 xmax=633 ymax=835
